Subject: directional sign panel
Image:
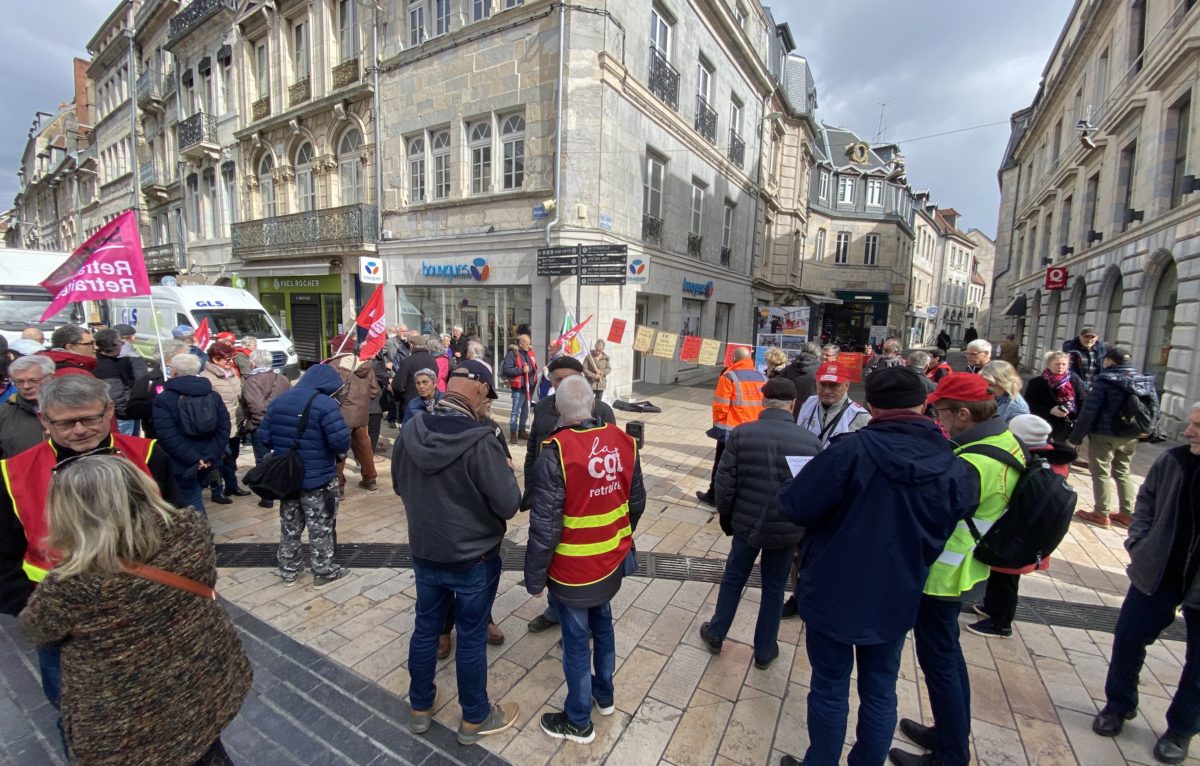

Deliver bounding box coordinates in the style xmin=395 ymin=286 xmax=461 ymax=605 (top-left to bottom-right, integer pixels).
xmin=537 ymin=264 xmax=579 ymax=277
xmin=582 ymin=265 xmax=627 ymax=276
xmin=538 ymin=246 xmax=580 ymax=257
xmin=581 ymin=254 xmax=628 ymax=266
xmin=581 ymin=244 xmax=628 ymax=255
xmin=581 ymin=276 xmax=627 ymax=286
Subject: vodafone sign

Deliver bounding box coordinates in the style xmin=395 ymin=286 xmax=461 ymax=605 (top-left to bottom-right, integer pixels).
xmin=1045 ymin=266 xmax=1069 ymax=290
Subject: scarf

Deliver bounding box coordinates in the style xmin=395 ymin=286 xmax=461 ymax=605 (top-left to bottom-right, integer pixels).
xmin=1041 ymin=368 xmax=1076 ymax=415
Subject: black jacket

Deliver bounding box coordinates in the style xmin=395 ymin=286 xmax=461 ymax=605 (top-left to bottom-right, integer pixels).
xmin=94 ymin=355 xmax=137 ymax=419
xmin=521 ymin=393 xmax=617 ymax=509
xmin=716 ymin=408 xmax=821 ymax=549
xmin=1023 ymin=372 xmax=1086 ymax=444
xmin=778 ymin=352 xmax=819 ymax=416
xmin=1068 ymin=364 xmax=1144 ymax=443
xmin=1126 ymin=447 xmax=1200 ymax=606
xmin=126 ymin=367 xmax=166 ymax=438
xmin=1062 ymin=338 xmax=1108 ymax=386
xmin=392 ymin=349 xmax=437 ymax=408
xmin=0 ymin=395 xmax=44 ymax=459
xmin=524 ymin=418 xmax=646 ymax=608
xmin=392 ymin=406 xmax=521 ymax=567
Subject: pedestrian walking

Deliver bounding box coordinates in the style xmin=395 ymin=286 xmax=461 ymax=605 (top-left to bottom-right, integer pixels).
xmin=777 ymin=367 xmax=975 ymax=766
xmin=891 ymin=372 xmax=1025 ymax=766
xmin=152 ymin=353 xmax=230 ymax=516
xmin=980 ymin=360 xmax=1030 ymax=422
xmin=699 ymin=377 xmax=820 ymax=669
xmin=963 ymin=325 xmax=979 ymax=344
xmin=260 ymin=363 xmax=351 ymax=587
xmin=201 ymin=342 xmax=250 ymax=504
xmin=19 ymin=455 xmax=250 ymax=766
xmin=327 ymin=352 xmax=381 ymax=493
xmin=696 ymin=346 xmax=765 ymax=507
xmin=240 ymin=349 xmax=291 ymax=509
xmin=1063 ymin=326 xmax=1107 ymax=388
xmin=0 ymin=354 xmax=53 ymax=458
xmin=391 ymin=359 xmax=521 ymax=744
xmin=963 ymin=339 xmax=992 ymax=373
xmin=998 ymin=334 xmax=1021 ymax=368
xmin=936 ymin=330 xmax=951 ymax=352
xmin=501 ymin=334 xmax=538 ymax=444
xmin=583 ymin=339 xmax=611 ymax=399
xmin=1023 ymin=351 xmax=1085 ymax=444
xmin=1090 ymin=403 xmax=1200 ymax=765
xmin=525 ymin=375 xmax=646 ymax=743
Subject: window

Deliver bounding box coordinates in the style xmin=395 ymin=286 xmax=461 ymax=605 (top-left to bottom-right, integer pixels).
xmin=1118 ymin=139 xmax=1138 ymax=231
xmin=469 ymin=120 xmax=492 ymax=194
xmin=295 ymin=141 xmax=315 ymax=212
xmin=1129 ymin=0 xmax=1147 ymax=74
xmin=503 ymin=0 xmax=523 ymax=7
xmin=729 ymin=98 xmax=742 ymax=137
xmin=1052 ymin=118 xmax=1063 ymax=159
xmin=435 ymin=0 xmax=450 ymax=35
xmin=1042 ymin=214 xmax=1054 ymax=263
xmin=338 ymin=0 xmax=358 ymax=61
xmin=408 ymin=136 xmax=426 ymax=203
xmin=1082 ymin=172 xmax=1100 ymax=241
xmin=697 ymin=59 xmax=713 ymax=103
xmin=866 ymin=178 xmax=883 ymax=206
xmin=818 ymin=170 xmax=829 ymax=201
xmin=650 ymin=7 xmax=671 ymax=57
xmin=1073 ymin=85 xmax=1085 ymax=127
xmin=834 ymin=231 xmax=850 ymax=264
xmin=409 ymin=0 xmax=426 ymax=45
xmin=186 ymin=174 xmax=200 ymax=237
xmin=221 ymin=163 xmax=235 ymax=236
xmin=690 ymin=180 xmax=705 ymax=236
xmin=501 ymin=114 xmax=524 ymax=190
xmin=221 ymin=59 xmax=233 ymax=114
xmin=1145 ymin=263 xmax=1178 ymax=387
xmin=836 ymin=175 xmax=855 ymax=205
xmin=733 ymin=2 xmax=747 ymax=28
xmin=254 ymin=41 xmax=269 ymax=100
xmin=1059 ymin=195 xmax=1073 ymax=253
xmin=1170 ymin=93 xmax=1192 ymax=209
xmin=204 ymin=169 xmax=219 ymax=238
xmin=1095 ymin=48 xmax=1110 ymax=108
xmin=816 ymin=229 xmax=826 ymax=260
xmin=864 ymin=234 xmax=879 ymax=265
xmin=258 ymin=154 xmax=276 ymax=217
xmin=644 ymin=152 xmax=665 ymax=220
xmin=432 ymin=130 xmax=450 ymax=199
xmin=473 ymin=0 xmax=491 ymax=22
xmin=721 ymin=201 xmax=734 ymax=248
xmin=338 ymin=128 xmax=364 ymax=205
xmin=292 ymin=20 xmax=309 ymax=81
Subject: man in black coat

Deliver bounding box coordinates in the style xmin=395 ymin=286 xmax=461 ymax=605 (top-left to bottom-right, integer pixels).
xmin=778 ymin=343 xmax=820 ymax=416
xmin=1091 ymin=404 xmax=1200 ymax=765
xmin=392 ymin=336 xmax=437 ymax=410
xmin=698 ymin=378 xmax=821 ymax=668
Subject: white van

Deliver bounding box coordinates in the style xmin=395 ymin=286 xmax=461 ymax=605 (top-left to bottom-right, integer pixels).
xmin=0 ymin=250 xmax=88 ymax=346
xmin=110 ymin=285 xmax=300 ymax=377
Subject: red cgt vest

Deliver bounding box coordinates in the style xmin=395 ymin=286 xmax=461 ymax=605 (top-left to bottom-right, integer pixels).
xmin=547 ymin=424 xmax=636 ymax=587
xmin=1 ymin=434 xmax=156 ymax=583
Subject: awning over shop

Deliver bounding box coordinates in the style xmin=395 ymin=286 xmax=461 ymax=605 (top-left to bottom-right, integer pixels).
xmin=237 ymin=261 xmax=332 ymax=278
xmin=1003 ymin=294 xmax=1028 ymax=316
xmin=800 ymin=291 xmax=843 ymax=305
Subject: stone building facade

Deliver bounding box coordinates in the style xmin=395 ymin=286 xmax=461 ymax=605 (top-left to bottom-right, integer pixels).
xmin=991 ymin=0 xmax=1200 ymax=435
xmin=966 ymin=228 xmax=995 ymax=335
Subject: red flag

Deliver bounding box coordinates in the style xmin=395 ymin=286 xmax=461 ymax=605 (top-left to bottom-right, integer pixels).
xmin=39 ymin=209 xmax=151 ymax=322
xmin=356 ymin=287 xmax=388 ymax=361
xmin=194 ymin=318 xmax=211 ymax=351
xmin=552 ymin=314 xmax=592 ymax=355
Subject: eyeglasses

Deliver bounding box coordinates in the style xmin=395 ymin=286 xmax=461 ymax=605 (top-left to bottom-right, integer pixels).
xmin=68 ymin=341 xmax=95 ymax=347
xmin=44 ymin=411 xmax=108 ymax=430
xmin=12 ymin=376 xmax=47 ymax=388
xmin=52 ymin=445 xmax=118 ymax=473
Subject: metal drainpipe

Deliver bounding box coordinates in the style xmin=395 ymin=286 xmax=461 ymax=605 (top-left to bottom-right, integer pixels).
xmin=544 ymin=1 xmax=565 ymax=248
xmin=372 ymin=2 xmax=383 ymax=239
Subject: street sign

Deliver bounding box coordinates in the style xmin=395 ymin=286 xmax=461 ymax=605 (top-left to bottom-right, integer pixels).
xmin=581 ymin=264 xmax=627 ymax=275
xmin=581 ymin=276 xmax=627 ymax=286
xmin=538 ymin=246 xmax=579 ymax=257
xmin=537 ymin=265 xmax=578 ymax=277
xmin=581 ymin=254 xmax=627 ymax=266
xmin=580 ymin=244 xmax=628 ymax=255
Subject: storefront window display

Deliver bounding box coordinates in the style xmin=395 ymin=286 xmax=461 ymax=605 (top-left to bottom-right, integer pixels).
xmin=396 ymin=285 xmax=532 ymax=368
xmin=824 ymin=291 xmax=889 ymax=350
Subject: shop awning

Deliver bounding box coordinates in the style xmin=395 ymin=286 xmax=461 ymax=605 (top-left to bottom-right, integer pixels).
xmin=237 ymin=262 xmax=332 ymax=278
xmin=799 ymin=291 xmax=843 ymax=305
xmin=1003 ymin=294 xmax=1028 ymax=316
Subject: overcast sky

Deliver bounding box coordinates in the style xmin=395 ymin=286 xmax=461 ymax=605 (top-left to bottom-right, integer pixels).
xmin=2 ymin=0 xmax=1070 ymax=239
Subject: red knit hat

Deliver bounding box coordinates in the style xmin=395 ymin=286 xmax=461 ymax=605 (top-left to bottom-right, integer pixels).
xmin=926 ymin=372 xmax=993 ymax=404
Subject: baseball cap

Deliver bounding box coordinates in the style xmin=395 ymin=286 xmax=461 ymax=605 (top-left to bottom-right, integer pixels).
xmin=9 ymin=339 xmax=44 ymax=356
xmin=112 ymin=323 xmax=137 ymax=337
xmin=1080 ymin=326 xmax=1098 ymax=338
xmin=171 ymin=325 xmax=195 ymax=338
xmin=450 ymin=359 xmax=498 ymax=399
xmin=927 ymin=372 xmax=994 ymax=404
xmin=865 ymin=366 xmax=927 ymax=410
xmin=815 ymin=361 xmax=850 ymax=384
xmin=1104 ymin=347 xmax=1132 ymax=364
xmin=762 ymin=377 xmax=797 ymax=401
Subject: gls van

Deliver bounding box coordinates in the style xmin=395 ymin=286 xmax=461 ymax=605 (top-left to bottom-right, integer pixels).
xmin=110 ymin=285 xmax=300 ymax=378
xmin=0 ymin=250 xmax=87 ymax=346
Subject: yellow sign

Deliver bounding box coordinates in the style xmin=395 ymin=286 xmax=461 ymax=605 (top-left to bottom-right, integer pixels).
xmin=633 ymin=325 xmax=656 ymax=353
xmin=652 ymin=331 xmax=679 ymax=358
xmin=698 ymin=339 xmax=722 ymax=366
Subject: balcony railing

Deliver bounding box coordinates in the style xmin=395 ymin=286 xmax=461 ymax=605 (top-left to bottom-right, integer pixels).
xmin=168 ymin=0 xmax=236 ymax=46
xmin=720 ymin=246 xmax=731 ymax=266
xmin=641 ymin=213 xmax=663 ymax=243
xmin=687 ymin=233 xmax=703 ymax=257
xmin=695 ymin=95 xmax=717 ymax=144
xmin=139 ymin=160 xmax=172 ymax=191
xmin=648 ymin=46 xmax=679 ymax=111
xmin=232 ymin=203 xmax=379 ymax=257
xmin=333 ymin=58 xmax=361 ymax=89
xmin=251 ymin=96 xmax=270 ymax=122
xmin=178 ymin=112 xmax=218 ymax=154
xmin=143 ymin=242 xmax=184 ymax=273
xmin=728 ymin=130 xmax=745 ymax=169
xmin=136 ymin=69 xmax=164 ymax=109
xmin=289 ymin=78 xmax=311 ymax=107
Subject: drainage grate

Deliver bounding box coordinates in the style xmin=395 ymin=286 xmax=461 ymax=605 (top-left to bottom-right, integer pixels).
xmin=216 ymin=543 xmax=1182 ymax=640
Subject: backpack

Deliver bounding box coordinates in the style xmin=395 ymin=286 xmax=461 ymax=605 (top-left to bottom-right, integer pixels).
xmin=958 ymin=443 xmax=1078 ymax=569
xmin=177 ymin=393 xmax=219 ymax=438
xmin=1113 ymin=374 xmax=1159 ymax=437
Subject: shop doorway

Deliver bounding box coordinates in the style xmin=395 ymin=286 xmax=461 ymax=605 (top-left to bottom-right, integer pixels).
xmin=289 ymin=295 xmax=323 ymax=363
xmin=634 ymin=298 xmax=647 ymax=382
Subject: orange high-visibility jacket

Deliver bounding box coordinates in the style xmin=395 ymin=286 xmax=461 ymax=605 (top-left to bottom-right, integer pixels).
xmin=711 ymin=358 xmax=765 ymax=438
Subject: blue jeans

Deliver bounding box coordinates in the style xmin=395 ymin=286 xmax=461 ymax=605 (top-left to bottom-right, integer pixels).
xmin=707 ymin=536 xmax=794 ymax=663
xmin=1105 ymin=583 xmax=1200 ymax=736
xmin=803 ymin=626 xmax=905 ymax=766
xmin=409 ymin=556 xmax=501 ymax=724
xmin=177 ymin=472 xmax=206 ymax=516
xmin=509 ymin=389 xmax=529 ymax=433
xmin=38 ymin=645 xmax=67 ymax=754
xmin=549 ymin=593 xmax=616 ymax=728
xmin=914 ymin=595 xmax=971 ymax=766
xmin=116 ymin=418 xmax=139 ymax=436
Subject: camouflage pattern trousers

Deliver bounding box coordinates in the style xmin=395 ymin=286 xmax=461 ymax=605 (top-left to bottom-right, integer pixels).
xmin=277 ymin=479 xmax=340 ymax=577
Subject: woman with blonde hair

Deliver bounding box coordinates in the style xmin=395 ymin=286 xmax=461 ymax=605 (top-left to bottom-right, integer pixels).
xmin=20 ymin=455 xmax=251 ymax=765
xmin=1023 ymin=350 xmax=1085 ymax=444
xmin=980 ymin=359 xmax=1030 ymax=422
xmin=764 ymin=347 xmax=789 ymax=378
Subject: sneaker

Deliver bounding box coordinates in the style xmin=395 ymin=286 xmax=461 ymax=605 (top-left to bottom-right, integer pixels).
xmin=1111 ymin=512 xmax=1133 ymax=529
xmin=1154 ymin=731 xmax=1191 ymax=764
xmin=754 ymin=643 xmax=780 ymax=670
xmin=781 ymin=595 xmax=799 ymax=620
xmin=539 ymin=711 xmax=595 ymax=744
xmin=898 ymin=718 xmax=935 ymax=751
xmin=527 ymin=614 xmax=559 ymax=633
xmin=457 ymin=702 xmax=519 ymax=745
xmin=1075 ymin=509 xmax=1111 ymax=528
xmin=695 ymin=490 xmax=715 ymax=506
xmin=358 ymin=478 xmax=378 ymax=491
xmin=592 ymin=697 xmax=615 ymax=717
xmin=698 ymin=622 xmax=723 ymax=654
xmin=1091 ymin=706 xmax=1136 ymax=737
xmin=966 ymin=618 xmax=1013 ymax=639
xmin=278 ymin=570 xmax=300 ymax=587
xmin=971 ymin=602 xmax=990 ymax=619
xmin=312 ymin=567 xmax=348 ymax=588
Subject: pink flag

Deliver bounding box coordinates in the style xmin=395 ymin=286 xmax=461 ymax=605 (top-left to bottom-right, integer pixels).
xmin=39 ymin=209 xmax=151 ymax=322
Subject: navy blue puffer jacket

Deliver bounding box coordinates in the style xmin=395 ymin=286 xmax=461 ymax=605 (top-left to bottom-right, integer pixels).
xmin=260 ymin=364 xmax=351 ymax=490
xmin=152 ymin=374 xmax=231 ymax=476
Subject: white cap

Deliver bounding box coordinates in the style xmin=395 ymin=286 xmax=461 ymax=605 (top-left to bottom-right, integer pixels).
xmin=1009 ymin=414 xmax=1052 ymax=448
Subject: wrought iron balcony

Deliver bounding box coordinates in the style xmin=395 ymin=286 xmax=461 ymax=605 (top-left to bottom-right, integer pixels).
xmin=333 ymin=58 xmax=361 ymax=89
xmin=720 ymin=246 xmax=731 ymax=266
xmin=728 ymin=130 xmax=745 ymax=169
xmin=251 ymin=96 xmax=270 ymax=122
xmin=232 ymin=203 xmax=379 ymax=258
xmin=168 ymin=0 xmax=236 ymax=47
xmin=642 ymin=213 xmax=663 ymax=243
xmin=289 ymin=78 xmax=311 ymax=107
xmin=695 ymin=95 xmax=717 ymax=144
xmin=687 ymin=233 xmax=703 ymax=257
xmin=648 ymin=46 xmax=679 ymax=111
xmin=137 ymin=69 xmax=165 ymax=110
xmin=143 ymin=242 xmax=184 ymax=273
xmin=178 ymin=112 xmax=218 ymax=159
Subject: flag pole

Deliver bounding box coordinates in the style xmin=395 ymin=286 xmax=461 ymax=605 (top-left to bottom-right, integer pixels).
xmin=147 ymin=289 xmax=170 ymax=379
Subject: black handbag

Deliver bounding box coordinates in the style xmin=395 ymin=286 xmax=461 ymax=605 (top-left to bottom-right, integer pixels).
xmin=243 ymin=392 xmax=320 ymax=501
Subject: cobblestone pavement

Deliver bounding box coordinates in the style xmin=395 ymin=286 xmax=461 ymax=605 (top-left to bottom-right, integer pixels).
xmin=4 ymin=357 xmax=1196 ymax=765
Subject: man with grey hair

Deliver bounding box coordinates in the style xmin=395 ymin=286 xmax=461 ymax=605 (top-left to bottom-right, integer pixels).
xmin=821 ymin=344 xmax=841 ymax=363
xmin=20 ymin=327 xmax=45 ymax=345
xmin=152 ymin=353 xmax=230 ymax=515
xmin=0 ymin=374 xmax=179 ymax=733
xmin=964 ymin=339 xmax=992 ymax=373
xmin=1090 ymin=403 xmax=1200 ymax=764
xmin=525 ymin=375 xmax=645 ymax=744
xmin=864 ymin=338 xmax=904 ymax=379
xmin=907 ymin=351 xmax=936 ymax=395
xmin=0 ymin=354 xmax=54 ymax=458
xmin=450 ymin=324 xmax=469 ymax=363
xmin=466 ymin=339 xmax=490 ymax=373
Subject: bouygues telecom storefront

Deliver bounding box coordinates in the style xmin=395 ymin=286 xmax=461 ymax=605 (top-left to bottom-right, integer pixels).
xmin=392 ymin=254 xmax=533 ymax=369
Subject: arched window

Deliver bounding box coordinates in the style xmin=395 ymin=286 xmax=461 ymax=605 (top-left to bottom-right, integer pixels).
xmin=408 ymin=136 xmax=426 ymax=203
xmin=338 ymin=128 xmax=363 ymax=205
xmin=469 ymin=121 xmax=492 ymax=194
xmin=258 ymin=153 xmax=276 ymax=217
xmin=295 ymin=140 xmax=315 ymax=212
xmin=1145 ymin=261 xmax=1177 ymax=388
xmin=500 ymin=114 xmax=524 ymax=190
xmin=431 ymin=130 xmax=450 ymax=199
xmin=1104 ymin=276 xmax=1124 ymax=343
xmin=1071 ymin=279 xmax=1088 ymax=337
xmin=1045 ymin=291 xmax=1061 ymax=350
